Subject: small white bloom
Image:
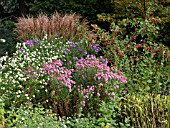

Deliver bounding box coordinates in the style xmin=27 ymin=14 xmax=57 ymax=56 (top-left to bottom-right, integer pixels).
xmin=0 ymin=39 xmax=6 ymax=42
xmin=52 ymin=56 xmax=58 ymax=59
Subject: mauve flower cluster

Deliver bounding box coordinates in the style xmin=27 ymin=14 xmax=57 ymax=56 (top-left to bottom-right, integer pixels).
xmin=76 ymin=55 xmax=127 ymax=84
xmin=24 ymin=39 xmax=39 ymax=47
xmin=40 ymin=59 xmax=76 ymax=93
xmin=75 ymin=55 xmax=127 ymax=105
xmin=21 ymin=39 xmax=127 ymax=108
xmin=69 ymin=42 xmax=77 ymax=48
xmin=90 ymin=44 xmax=101 ymax=53
xmin=69 ymin=41 xmax=101 ymax=53
xmin=25 ymin=66 xmax=38 ymax=79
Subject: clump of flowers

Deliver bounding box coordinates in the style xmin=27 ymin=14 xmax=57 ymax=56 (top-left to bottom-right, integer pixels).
xmin=25 ymin=39 xmax=39 ymax=47
xmin=72 ymin=54 xmax=127 ymax=115
xmin=0 ymin=35 xmax=128 ymax=117
xmin=40 ymin=59 xmax=75 ymax=93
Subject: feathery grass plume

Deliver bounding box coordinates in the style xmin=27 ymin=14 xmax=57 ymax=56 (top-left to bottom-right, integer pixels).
xmin=14 ymin=12 xmax=89 ymax=42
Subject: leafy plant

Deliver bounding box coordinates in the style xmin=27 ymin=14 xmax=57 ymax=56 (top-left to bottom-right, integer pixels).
xmin=97 ymin=99 xmax=130 ymax=128
xmin=88 ymin=15 xmax=170 ymax=94
xmin=5 ymin=102 xmax=62 ymax=128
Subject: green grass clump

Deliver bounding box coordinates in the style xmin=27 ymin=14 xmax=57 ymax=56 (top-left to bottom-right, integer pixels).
xmin=117 ymin=92 xmax=170 ymax=128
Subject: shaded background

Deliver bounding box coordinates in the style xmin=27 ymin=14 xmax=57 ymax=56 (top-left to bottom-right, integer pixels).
xmin=0 ymin=0 xmax=169 ymax=57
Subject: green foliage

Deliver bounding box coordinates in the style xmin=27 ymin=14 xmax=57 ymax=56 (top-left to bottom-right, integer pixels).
xmin=4 ymin=94 xmax=170 ymax=127
xmin=98 ymin=0 xmax=169 ymax=21
xmin=0 ymin=98 xmax=5 ymax=128
xmin=117 ymin=92 xmax=170 ymax=127
xmin=0 ymin=0 xmax=19 ymax=18
xmin=27 ymin=0 xmax=114 ymax=25
xmin=97 ymin=99 xmax=130 ymax=128
xmin=89 ymin=16 xmax=170 ymax=94
xmin=0 ymin=20 xmax=17 ymax=57
xmin=5 ymin=103 xmax=61 ymax=127
xmin=157 ymin=17 xmax=170 ymax=48
xmin=98 ymin=1 xmax=170 ymax=47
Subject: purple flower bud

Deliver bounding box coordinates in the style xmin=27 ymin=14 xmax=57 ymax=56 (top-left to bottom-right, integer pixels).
xmin=73 ymin=57 xmax=78 ymax=60
xmin=69 ymin=42 xmax=76 ymax=47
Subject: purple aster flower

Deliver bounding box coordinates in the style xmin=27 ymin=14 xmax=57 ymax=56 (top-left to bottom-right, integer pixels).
xmin=102 ymin=58 xmax=108 ymax=64
xmin=100 ymin=56 xmax=108 ymax=64
xmin=84 ymin=52 xmax=87 ymax=55
xmin=20 ymin=47 xmax=25 ymax=52
xmin=73 ymin=57 xmax=78 ymax=60
xmin=66 ymin=48 xmax=71 ymax=52
xmin=78 ymin=48 xmax=82 ymax=52
xmin=69 ymin=42 xmax=76 ymax=47
xmin=25 ymin=40 xmax=34 ymax=47
xmin=91 ymin=44 xmax=101 ymax=53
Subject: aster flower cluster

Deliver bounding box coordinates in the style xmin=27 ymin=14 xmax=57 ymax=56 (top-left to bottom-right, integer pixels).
xmin=73 ymin=55 xmax=127 ymax=106
xmin=0 ymin=36 xmax=128 ymax=117
xmin=90 ymin=44 xmax=101 ymax=53
xmin=25 ymin=39 xmax=39 ymax=47
xmin=68 ymin=41 xmax=101 ymax=58
xmin=76 ymin=55 xmax=127 ymax=84
xmin=40 ymin=59 xmax=75 ymax=93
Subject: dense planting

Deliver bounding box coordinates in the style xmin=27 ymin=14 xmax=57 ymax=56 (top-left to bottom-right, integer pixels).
xmin=0 ymin=8 xmax=170 ymax=127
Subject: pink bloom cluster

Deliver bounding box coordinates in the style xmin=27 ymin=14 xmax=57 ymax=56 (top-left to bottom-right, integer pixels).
xmin=25 ymin=66 xmax=38 ymax=78
xmin=41 ymin=59 xmax=76 ymax=92
xmin=75 ymin=55 xmax=128 ymax=105
xmin=75 ymin=55 xmax=127 ymax=84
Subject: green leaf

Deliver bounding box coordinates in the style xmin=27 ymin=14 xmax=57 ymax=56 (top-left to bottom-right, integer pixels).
xmin=125 ymin=118 xmax=130 ymax=123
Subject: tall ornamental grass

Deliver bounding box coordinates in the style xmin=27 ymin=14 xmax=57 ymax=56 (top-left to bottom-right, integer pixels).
xmin=14 ymin=12 xmax=88 ymax=42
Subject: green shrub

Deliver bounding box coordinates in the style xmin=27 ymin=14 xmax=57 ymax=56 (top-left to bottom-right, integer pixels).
xmin=98 ymin=1 xmax=170 ymax=47
xmin=27 ymin=0 xmax=114 ymax=25
xmin=87 ymin=16 xmax=170 ymax=94
xmin=5 ymin=102 xmax=99 ymax=128
xmin=5 ymin=103 xmax=62 ymax=128
xmin=97 ymin=99 xmax=130 ymax=128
